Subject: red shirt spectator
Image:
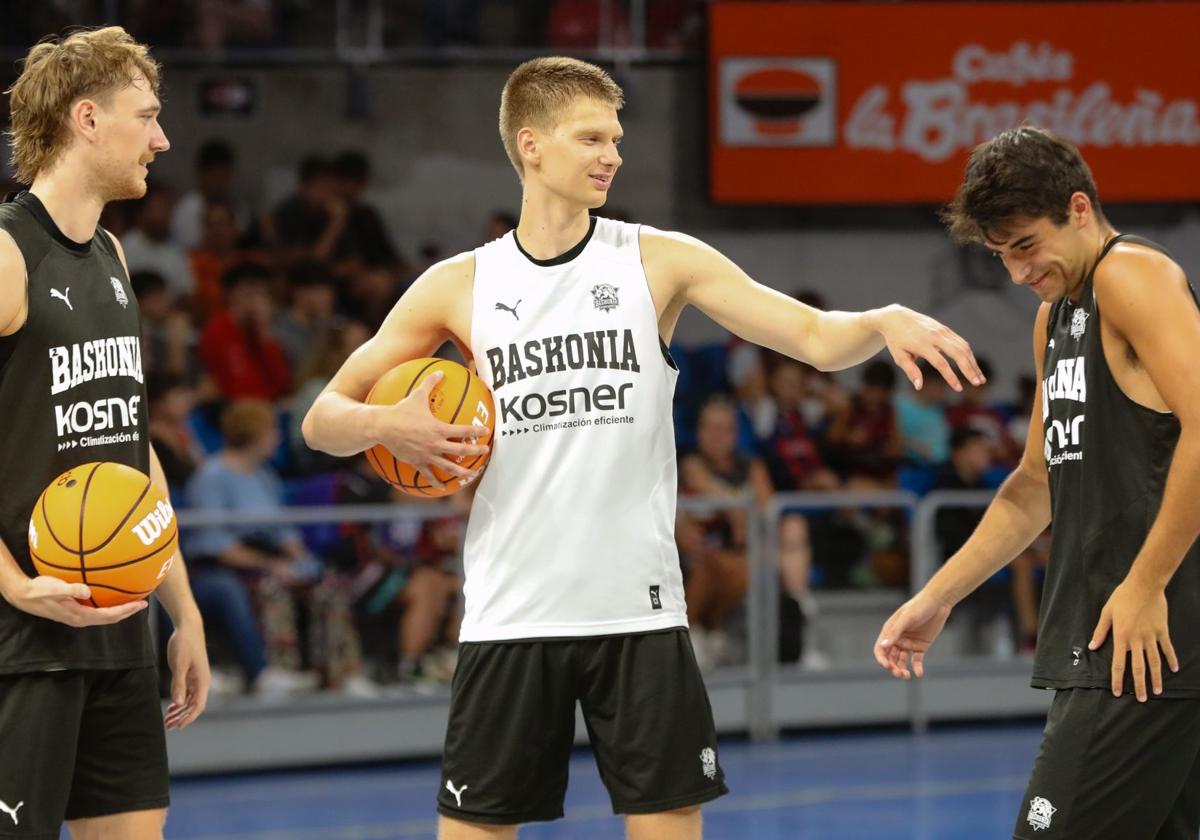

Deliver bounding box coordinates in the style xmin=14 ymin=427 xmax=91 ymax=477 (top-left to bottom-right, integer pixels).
xmin=200 ymin=262 xmax=291 ymax=400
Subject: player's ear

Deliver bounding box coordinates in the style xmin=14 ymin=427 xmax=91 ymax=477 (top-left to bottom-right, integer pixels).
xmin=72 ymin=98 xmax=100 ymax=143
xmin=1069 ymin=192 xmax=1091 ymax=228
xmin=517 ymin=126 xmax=540 ymax=171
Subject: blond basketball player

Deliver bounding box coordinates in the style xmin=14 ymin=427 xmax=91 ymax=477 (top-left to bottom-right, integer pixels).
xmin=0 ymin=28 xmax=209 ymax=840
xmin=303 ymin=57 xmax=981 ymax=840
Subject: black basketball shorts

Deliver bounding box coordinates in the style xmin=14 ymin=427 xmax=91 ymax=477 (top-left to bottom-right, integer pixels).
xmin=437 ymin=628 xmax=728 ymax=825
xmin=0 ymin=668 xmax=169 ymax=839
xmin=1013 ymin=688 xmax=1200 ymax=840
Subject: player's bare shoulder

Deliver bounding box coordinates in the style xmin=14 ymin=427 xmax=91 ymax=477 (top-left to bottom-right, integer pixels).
xmin=0 ymin=227 xmax=29 ymax=336
xmin=1095 ymin=241 xmax=1188 ymax=302
xmin=638 ymin=227 xmax=719 ymax=305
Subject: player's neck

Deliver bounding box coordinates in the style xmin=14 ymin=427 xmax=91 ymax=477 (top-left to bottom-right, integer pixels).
xmin=29 ymin=164 xmax=106 ymax=245
xmin=515 ymin=193 xmax=592 ymax=261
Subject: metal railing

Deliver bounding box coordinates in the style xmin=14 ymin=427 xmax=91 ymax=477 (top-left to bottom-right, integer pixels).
xmin=172 ymin=487 xmax=1047 ymax=740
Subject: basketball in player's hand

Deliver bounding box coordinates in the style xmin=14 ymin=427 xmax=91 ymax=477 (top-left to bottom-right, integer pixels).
xmin=364 ymin=357 xmax=495 ymax=497
xmin=28 ymin=462 xmax=178 ymax=607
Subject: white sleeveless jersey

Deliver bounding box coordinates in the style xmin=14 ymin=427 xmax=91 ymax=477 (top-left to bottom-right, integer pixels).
xmin=461 ymin=217 xmax=685 ymax=641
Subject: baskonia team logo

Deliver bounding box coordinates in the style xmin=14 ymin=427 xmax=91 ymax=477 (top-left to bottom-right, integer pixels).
xmin=591 ymin=284 xmax=620 ymax=312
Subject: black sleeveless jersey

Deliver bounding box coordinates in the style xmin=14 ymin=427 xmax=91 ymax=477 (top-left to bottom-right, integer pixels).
xmin=0 ymin=192 xmax=153 ymax=674
xmin=1035 ymin=233 xmax=1200 ymax=696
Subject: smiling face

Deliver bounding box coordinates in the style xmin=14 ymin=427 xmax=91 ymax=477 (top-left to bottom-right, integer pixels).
xmin=524 ymin=97 xmax=623 ymax=209
xmin=983 ymin=192 xmax=1103 ymax=304
xmin=89 ymin=75 xmax=169 ymax=201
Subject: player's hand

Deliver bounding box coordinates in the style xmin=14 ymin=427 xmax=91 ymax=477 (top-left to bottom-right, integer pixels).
xmin=372 ymin=371 xmax=489 ymax=491
xmin=874 ymin=590 xmax=953 ymax=679
xmin=1089 ymin=577 xmax=1179 ymax=702
xmin=3 ymin=576 xmax=147 ymax=626
xmin=874 ymin=305 xmax=985 ymax=392
xmin=164 ymin=619 xmax=210 ymax=730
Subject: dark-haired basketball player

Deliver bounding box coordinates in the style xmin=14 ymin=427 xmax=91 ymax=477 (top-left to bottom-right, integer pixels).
xmin=0 ymin=28 xmax=209 ymax=839
xmin=304 ymin=57 xmax=982 ymax=840
xmin=875 ymin=125 xmax=1200 ymax=840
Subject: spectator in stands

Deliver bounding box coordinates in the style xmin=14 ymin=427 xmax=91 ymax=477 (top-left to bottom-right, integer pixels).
xmin=824 ymin=360 xmax=902 ymax=487
xmin=896 ymin=360 xmax=951 ymax=468
xmin=288 ymin=319 xmax=370 ymax=475
xmin=185 ymin=400 xmax=376 ymax=695
xmin=933 ymin=428 xmax=1042 ymax=655
xmin=199 ymin=261 xmax=292 ymax=401
xmin=189 ymin=200 xmax=254 ymax=319
xmin=274 ymin=260 xmax=338 ymax=372
xmin=945 ymin=356 xmax=1019 ymax=467
xmin=763 ymin=359 xmax=840 ymax=494
xmin=367 ymin=496 xmax=465 ymax=686
xmin=332 ymin=150 xmax=405 ymax=272
xmin=146 ymin=372 xmax=202 ymax=498
xmin=343 ymin=265 xmax=400 ymax=331
xmin=131 ymin=269 xmax=196 ymax=381
xmin=680 ymin=396 xmax=817 ymax=668
xmin=1006 ymin=373 xmax=1040 ymax=466
xmin=270 ymin=155 xmax=349 ymax=266
xmin=171 ymin=138 xmax=246 ymax=250
xmin=122 ymin=181 xmax=194 ymax=301
xmin=726 ymin=341 xmax=774 ymax=448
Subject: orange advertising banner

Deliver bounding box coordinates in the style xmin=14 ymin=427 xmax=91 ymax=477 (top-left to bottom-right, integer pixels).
xmin=709 ymin=2 xmax=1200 ymax=203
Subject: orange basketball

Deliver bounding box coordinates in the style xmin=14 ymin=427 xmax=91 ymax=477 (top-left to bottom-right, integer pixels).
xmin=28 ymin=462 xmax=178 ymax=607
xmin=364 ymin=357 xmax=495 ymax=497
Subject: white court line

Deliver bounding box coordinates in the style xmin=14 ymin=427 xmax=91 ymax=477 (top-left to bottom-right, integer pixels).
xmin=178 ymin=774 xmax=1029 ymax=840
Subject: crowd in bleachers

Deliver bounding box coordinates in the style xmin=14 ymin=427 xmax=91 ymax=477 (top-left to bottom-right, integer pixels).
xmin=2 ymin=133 xmax=1044 ymax=696
xmin=0 ymin=1 xmax=708 ymax=53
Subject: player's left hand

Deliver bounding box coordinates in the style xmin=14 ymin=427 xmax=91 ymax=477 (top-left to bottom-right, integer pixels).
xmin=874 ymin=304 xmax=985 ymax=392
xmin=1089 ymin=577 xmax=1180 ymax=702
xmin=164 ymin=620 xmax=211 ymax=730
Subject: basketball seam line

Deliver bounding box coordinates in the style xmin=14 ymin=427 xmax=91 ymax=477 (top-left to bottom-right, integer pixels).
xmin=29 ymin=551 xmax=156 ymax=595
xmin=40 ymin=470 xmax=87 ymax=556
xmin=32 ymin=528 xmax=177 ymax=572
xmin=78 ymin=464 xmax=98 ymax=607
xmin=86 ymin=474 xmax=154 ymax=555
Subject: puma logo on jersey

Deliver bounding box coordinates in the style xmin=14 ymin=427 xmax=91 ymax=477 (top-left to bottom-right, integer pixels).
xmin=50 ymin=287 xmax=72 ymax=310
xmin=495 ymin=299 xmax=521 ymax=321
xmin=445 ymin=780 xmax=468 ymax=808
xmin=0 ymin=800 xmax=24 ymax=826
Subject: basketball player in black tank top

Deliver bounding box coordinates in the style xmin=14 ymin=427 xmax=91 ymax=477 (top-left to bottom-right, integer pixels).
xmin=0 ymin=28 xmax=209 ymax=839
xmin=875 ymin=126 xmax=1200 ymax=839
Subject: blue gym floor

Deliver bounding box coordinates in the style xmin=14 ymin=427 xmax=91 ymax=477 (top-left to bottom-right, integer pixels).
xmin=152 ymin=724 xmax=1043 ymax=839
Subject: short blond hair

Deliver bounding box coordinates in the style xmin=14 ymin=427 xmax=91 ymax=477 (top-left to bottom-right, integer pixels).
xmin=499 ymin=56 xmax=624 ymax=181
xmin=5 ymin=27 xmax=161 ymax=184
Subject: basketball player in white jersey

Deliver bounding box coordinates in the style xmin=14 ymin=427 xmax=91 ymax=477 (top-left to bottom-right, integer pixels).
xmin=303 ymin=57 xmax=982 ymax=840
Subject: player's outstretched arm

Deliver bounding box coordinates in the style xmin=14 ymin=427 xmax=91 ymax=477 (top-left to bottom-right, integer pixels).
xmin=874 ymin=303 xmax=1054 ymax=679
xmin=641 ymin=230 xmax=984 ymax=391
xmin=301 ymin=254 xmax=489 ymax=481
xmin=1086 ymin=249 xmax=1199 ymax=701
